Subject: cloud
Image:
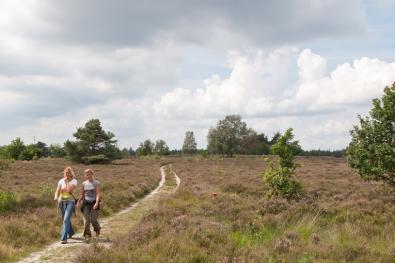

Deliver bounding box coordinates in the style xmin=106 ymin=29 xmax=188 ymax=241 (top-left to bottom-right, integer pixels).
xmin=152 ymin=48 xmax=395 ymax=149
xmin=281 ymin=49 xmax=395 ymax=111
xmin=0 ymin=42 xmax=183 ymax=129
xmin=7 ymin=0 xmax=365 ymax=48
xmin=154 ymin=48 xmax=299 ymax=119
xmin=156 ymin=48 xmax=395 ymax=118
xmin=0 ymin=0 xmax=389 ymax=150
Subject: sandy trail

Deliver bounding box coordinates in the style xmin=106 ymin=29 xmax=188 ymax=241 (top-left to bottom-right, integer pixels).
xmin=17 ymin=164 xmax=180 ymax=263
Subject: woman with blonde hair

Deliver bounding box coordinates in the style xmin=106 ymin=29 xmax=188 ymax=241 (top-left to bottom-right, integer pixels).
xmin=54 ymin=166 xmax=78 ymax=244
xmin=77 ymin=168 xmax=101 ymax=240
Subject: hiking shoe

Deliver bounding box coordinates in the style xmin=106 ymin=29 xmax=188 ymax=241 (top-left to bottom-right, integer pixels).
xmin=61 ymin=240 xmax=67 ymax=244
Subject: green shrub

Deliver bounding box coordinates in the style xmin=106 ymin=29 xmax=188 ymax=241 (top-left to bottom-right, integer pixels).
xmin=49 ymin=144 xmax=66 ymax=158
xmin=81 ymin=154 xmax=111 ymax=164
xmin=0 ymin=138 xmax=25 ymax=160
xmin=18 ymin=144 xmax=42 ymax=160
xmin=262 ymin=128 xmax=303 ymax=199
xmin=0 ymin=159 xmax=12 ymax=176
xmin=262 ymin=159 xmax=303 ymax=199
xmin=347 ymin=82 xmax=395 ymax=186
xmin=0 ymin=191 xmax=18 ymax=213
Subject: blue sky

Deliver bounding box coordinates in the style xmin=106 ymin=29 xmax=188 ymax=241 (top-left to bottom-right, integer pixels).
xmin=1 ymin=0 xmax=395 ymax=150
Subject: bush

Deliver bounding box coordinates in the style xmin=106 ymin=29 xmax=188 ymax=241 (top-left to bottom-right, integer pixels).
xmin=0 ymin=191 xmax=18 ymax=213
xmin=49 ymin=144 xmax=66 ymax=158
xmin=81 ymin=154 xmax=111 ymax=164
xmin=262 ymin=128 xmax=303 ymax=199
xmin=18 ymin=144 xmax=42 ymax=161
xmin=0 ymin=138 xmax=25 ymax=160
xmin=262 ymin=159 xmax=303 ymax=199
xmin=347 ymin=82 xmax=395 ymax=186
xmin=0 ymin=138 xmax=46 ymax=161
xmin=0 ymin=159 xmax=12 ymax=176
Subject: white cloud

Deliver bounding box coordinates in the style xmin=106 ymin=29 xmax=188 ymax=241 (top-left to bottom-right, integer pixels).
xmin=154 ymin=48 xmax=298 ymax=119
xmin=153 ymin=48 xmax=395 ymax=149
xmin=156 ymin=48 xmax=395 ymax=117
xmin=282 ymin=49 xmax=395 ymax=111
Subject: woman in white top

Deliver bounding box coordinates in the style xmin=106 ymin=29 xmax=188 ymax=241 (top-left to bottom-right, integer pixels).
xmin=54 ymin=166 xmax=77 ymax=244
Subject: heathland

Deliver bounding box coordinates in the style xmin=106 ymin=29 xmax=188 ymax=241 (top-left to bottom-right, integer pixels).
xmin=0 ymin=158 xmax=162 ymax=262
xmin=1 ymin=156 xmax=394 ymax=263
xmin=77 ymin=156 xmax=395 ymax=263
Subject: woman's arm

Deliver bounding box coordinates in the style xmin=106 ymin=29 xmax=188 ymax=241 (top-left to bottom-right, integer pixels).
xmin=54 ymin=185 xmax=61 ymax=201
xmin=64 ymin=180 xmax=76 ymax=193
xmin=78 ymin=185 xmax=84 ymax=202
xmin=93 ymin=184 xmax=101 ymax=209
xmin=76 ymin=185 xmax=84 ymax=208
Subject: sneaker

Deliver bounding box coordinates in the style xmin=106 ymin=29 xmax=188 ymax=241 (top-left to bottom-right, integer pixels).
xmin=61 ymin=240 xmax=67 ymax=244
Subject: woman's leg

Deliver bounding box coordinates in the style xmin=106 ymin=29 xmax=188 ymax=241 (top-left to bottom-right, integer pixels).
xmin=91 ymin=209 xmax=101 ymax=236
xmin=59 ymin=202 xmax=66 ymax=241
xmin=68 ymin=222 xmax=75 ymax=238
xmin=61 ymin=201 xmax=75 ymax=242
xmin=82 ymin=204 xmax=92 ymax=237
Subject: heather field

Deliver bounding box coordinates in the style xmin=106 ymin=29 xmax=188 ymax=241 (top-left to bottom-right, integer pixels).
xmin=76 ymin=156 xmax=395 ymax=263
xmin=1 ymin=156 xmax=395 ymax=263
xmin=0 ymin=158 xmax=162 ymax=262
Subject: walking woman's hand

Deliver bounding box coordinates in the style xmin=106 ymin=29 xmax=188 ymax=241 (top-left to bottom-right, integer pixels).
xmin=93 ymin=203 xmax=99 ymax=210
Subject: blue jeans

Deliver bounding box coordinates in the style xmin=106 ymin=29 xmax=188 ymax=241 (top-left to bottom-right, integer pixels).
xmin=59 ymin=200 xmax=75 ymax=241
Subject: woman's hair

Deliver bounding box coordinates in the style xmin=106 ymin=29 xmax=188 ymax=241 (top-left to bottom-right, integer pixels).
xmin=63 ymin=166 xmax=76 ymax=178
xmin=84 ymin=168 xmax=94 ymax=175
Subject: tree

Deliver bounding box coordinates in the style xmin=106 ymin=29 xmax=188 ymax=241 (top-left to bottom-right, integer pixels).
xmin=2 ymin=138 xmax=26 ymax=160
xmin=207 ymin=115 xmax=249 ymax=157
xmin=182 ymin=131 xmax=197 ymax=154
xmin=262 ymin=128 xmax=303 ymax=199
xmin=19 ymin=144 xmax=42 ymax=160
xmin=49 ymin=144 xmax=66 ymax=158
xmin=128 ymin=147 xmax=136 ymax=156
xmin=154 ymin=139 xmax=170 ymax=156
xmin=347 ymin=82 xmax=395 ymax=186
xmin=136 ymin=139 xmax=154 ymax=156
xmin=36 ymin=141 xmax=49 ymax=158
xmin=73 ymin=119 xmax=117 ymax=154
xmin=239 ymin=130 xmax=271 ymax=155
xmin=64 ymin=119 xmax=120 ymax=164
xmin=270 ymin=132 xmax=282 ymax=145
xmin=0 ymin=138 xmax=47 ymax=161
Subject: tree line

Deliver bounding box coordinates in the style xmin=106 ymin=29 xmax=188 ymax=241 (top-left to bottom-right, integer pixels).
xmin=0 ymin=82 xmax=393 ymax=188
xmin=0 ymin=116 xmax=348 ymax=163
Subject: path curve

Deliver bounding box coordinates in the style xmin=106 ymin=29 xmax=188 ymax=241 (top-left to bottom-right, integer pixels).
xmin=17 ymin=164 xmax=180 ymax=263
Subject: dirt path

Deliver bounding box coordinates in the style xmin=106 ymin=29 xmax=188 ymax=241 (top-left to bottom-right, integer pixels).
xmin=17 ymin=164 xmax=180 ymax=263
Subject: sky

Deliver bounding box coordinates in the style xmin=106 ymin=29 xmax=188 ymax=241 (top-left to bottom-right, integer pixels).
xmin=1 ymin=0 xmax=395 ymax=150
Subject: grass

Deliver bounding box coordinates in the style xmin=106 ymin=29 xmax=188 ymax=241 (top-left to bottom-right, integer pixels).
xmin=74 ymin=156 xmax=395 ymax=263
xmin=0 ymin=157 xmax=163 ymax=262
